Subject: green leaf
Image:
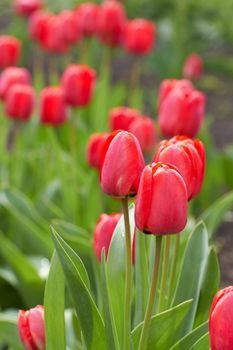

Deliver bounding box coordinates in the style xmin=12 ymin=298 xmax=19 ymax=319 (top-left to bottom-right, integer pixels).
xmin=131 ymin=300 xmax=193 ymax=350
xmin=0 ymin=314 xmax=23 ymax=349
xmin=51 ymin=227 xmax=107 ymax=350
xmin=190 ymin=333 xmax=210 ymax=350
xmin=44 ymin=252 xmax=66 ymax=350
xmin=170 ymin=321 xmax=208 ymax=350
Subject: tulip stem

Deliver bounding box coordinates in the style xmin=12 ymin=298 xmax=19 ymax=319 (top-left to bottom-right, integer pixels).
xmin=167 ymin=234 xmax=180 ymax=307
xmin=122 ymin=197 xmax=132 ymax=350
xmin=128 ymin=55 xmax=141 ymax=106
xmin=158 ymin=235 xmax=171 ymax=312
xmin=138 ymin=236 xmax=162 ymax=350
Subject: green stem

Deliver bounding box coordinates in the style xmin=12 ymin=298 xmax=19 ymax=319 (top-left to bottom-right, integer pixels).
xmin=138 ymin=236 xmax=162 ymax=350
xmin=167 ymin=234 xmax=180 ymax=307
xmin=128 ymin=55 xmax=141 ymax=106
xmin=122 ymin=197 xmax=132 ymax=350
xmin=158 ymin=235 xmax=171 ymax=312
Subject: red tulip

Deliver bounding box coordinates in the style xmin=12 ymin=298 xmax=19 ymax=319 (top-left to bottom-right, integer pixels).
xmin=87 ymin=132 xmax=110 ymax=168
xmin=40 ymin=15 xmax=67 ymax=53
xmin=100 ymin=130 xmax=145 ymax=197
xmin=75 ymin=2 xmax=100 ymax=37
xmin=61 ymin=64 xmax=96 ymax=107
xmin=0 ymin=67 xmax=31 ymax=100
xmin=128 ymin=116 xmax=156 ymax=153
xmin=153 ymin=136 xmax=205 ymax=200
xmin=5 ymin=84 xmax=35 ymax=121
xmin=183 ymin=53 xmax=203 ymax=81
xmin=28 ymin=11 xmax=52 ymax=42
xmin=158 ymin=82 xmax=205 ymax=138
xmin=209 ymin=286 xmax=233 ymax=350
xmin=59 ymin=10 xmax=81 ymax=46
xmin=13 ymin=0 xmax=43 ymax=17
xmin=124 ymin=19 xmax=155 ymax=55
xmin=93 ymin=213 xmax=121 ymax=261
xmin=0 ymin=36 xmax=21 ymax=68
xmin=40 ymin=86 xmax=68 ymax=126
xmin=157 ymin=78 xmax=193 ymax=109
xmin=18 ymin=305 xmax=45 ymax=350
xmin=97 ymin=0 xmax=126 ymax=46
xmin=135 ymin=162 xmax=188 ymax=235
xmin=109 ymin=106 xmax=140 ymax=131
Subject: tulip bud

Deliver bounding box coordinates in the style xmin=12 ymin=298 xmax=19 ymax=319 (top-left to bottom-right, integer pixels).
xmin=40 ymin=15 xmax=67 ymax=53
xmin=135 ymin=162 xmax=188 ymax=235
xmin=93 ymin=213 xmax=121 ymax=261
xmin=153 ymin=136 xmax=205 ymax=200
xmin=124 ymin=19 xmax=156 ymax=55
xmin=128 ymin=116 xmax=156 ymax=153
xmin=75 ymin=2 xmax=100 ymax=37
xmin=40 ymin=86 xmax=68 ymax=126
xmin=61 ymin=64 xmax=96 ymax=107
xmin=157 ymin=79 xmax=193 ymax=109
xmin=183 ymin=53 xmax=203 ymax=81
xmin=0 ymin=35 xmax=21 ymax=68
xmin=5 ymin=84 xmax=35 ymax=121
xmin=109 ymin=106 xmax=140 ymax=131
xmin=18 ymin=305 xmax=45 ymax=350
xmin=0 ymin=67 xmax=31 ymax=100
xmin=97 ymin=0 xmax=126 ymax=47
xmin=59 ymin=10 xmax=81 ymax=46
xmin=28 ymin=11 xmax=52 ymax=42
xmin=87 ymin=132 xmax=110 ymax=169
xmin=209 ymin=286 xmax=233 ymax=350
xmin=100 ymin=130 xmax=145 ymax=197
xmin=13 ymin=0 xmax=43 ymax=17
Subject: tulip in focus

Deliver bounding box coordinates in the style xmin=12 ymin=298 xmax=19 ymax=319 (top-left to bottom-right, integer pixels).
xmin=87 ymin=132 xmax=109 ymax=169
xmin=100 ymin=130 xmax=145 ymax=197
xmin=5 ymin=84 xmax=35 ymax=121
xmin=183 ymin=53 xmax=203 ymax=81
xmin=0 ymin=35 xmax=21 ymax=68
xmin=40 ymin=86 xmax=68 ymax=126
xmin=124 ymin=19 xmax=156 ymax=55
xmin=13 ymin=0 xmax=43 ymax=17
xmin=109 ymin=106 xmax=140 ymax=131
xmin=18 ymin=305 xmax=45 ymax=350
xmin=135 ymin=162 xmax=188 ymax=235
xmin=61 ymin=64 xmax=96 ymax=107
xmin=0 ymin=67 xmax=31 ymax=100
xmin=93 ymin=213 xmax=121 ymax=261
xmin=75 ymin=2 xmax=100 ymax=37
xmin=209 ymin=286 xmax=233 ymax=350
xmin=129 ymin=116 xmax=156 ymax=153
xmin=154 ymin=136 xmax=205 ymax=200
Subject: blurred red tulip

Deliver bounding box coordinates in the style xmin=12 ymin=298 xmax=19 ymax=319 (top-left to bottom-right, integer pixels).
xmin=40 ymin=15 xmax=67 ymax=53
xmin=209 ymin=286 xmax=233 ymax=350
xmin=28 ymin=10 xmax=52 ymax=42
xmin=40 ymin=86 xmax=68 ymax=126
xmin=124 ymin=19 xmax=155 ymax=54
xmin=61 ymin=64 xmax=96 ymax=107
xmin=13 ymin=0 xmax=43 ymax=17
xmin=183 ymin=53 xmax=203 ymax=81
xmin=87 ymin=132 xmax=110 ymax=169
xmin=129 ymin=116 xmax=156 ymax=153
xmin=0 ymin=67 xmax=31 ymax=100
xmin=18 ymin=305 xmax=45 ymax=350
xmin=109 ymin=106 xmax=140 ymax=131
xmin=100 ymin=130 xmax=145 ymax=197
xmin=59 ymin=10 xmax=81 ymax=46
xmin=154 ymin=136 xmax=205 ymax=200
xmin=75 ymin=2 xmax=100 ymax=37
xmin=0 ymin=36 xmax=21 ymax=68
xmin=158 ymin=78 xmax=193 ymax=109
xmin=135 ymin=162 xmax=188 ymax=235
xmin=5 ymin=84 xmax=35 ymax=121
xmin=93 ymin=213 xmax=121 ymax=261
xmin=97 ymin=0 xmax=126 ymax=46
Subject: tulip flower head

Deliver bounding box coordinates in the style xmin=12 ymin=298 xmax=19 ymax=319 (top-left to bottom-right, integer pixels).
xmin=5 ymin=84 xmax=35 ymax=121
xmin=109 ymin=106 xmax=140 ymax=131
xmin=75 ymin=2 xmax=100 ymax=37
xmin=87 ymin=132 xmax=110 ymax=169
xmin=18 ymin=305 xmax=45 ymax=350
xmin=40 ymin=86 xmax=68 ymax=126
xmin=59 ymin=10 xmax=81 ymax=46
xmin=0 ymin=35 xmax=21 ymax=68
xmin=28 ymin=11 xmax=52 ymax=42
xmin=157 ymin=78 xmax=193 ymax=109
xmin=128 ymin=115 xmax=156 ymax=154
xmin=39 ymin=15 xmax=67 ymax=53
xmin=0 ymin=67 xmax=31 ymax=100
xmin=183 ymin=53 xmax=203 ymax=81
xmin=14 ymin=0 xmax=43 ymax=17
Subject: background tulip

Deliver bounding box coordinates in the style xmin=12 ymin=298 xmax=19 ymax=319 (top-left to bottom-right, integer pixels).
xmin=14 ymin=0 xmax=43 ymax=17
xmin=109 ymin=106 xmax=140 ymax=131
xmin=28 ymin=11 xmax=52 ymax=42
xmin=40 ymin=15 xmax=67 ymax=53
xmin=128 ymin=115 xmax=156 ymax=153
xmin=0 ymin=67 xmax=31 ymax=100
xmin=124 ymin=19 xmax=156 ymax=54
xmin=87 ymin=132 xmax=110 ymax=169
xmin=0 ymin=35 xmax=21 ymax=68
xmin=183 ymin=53 xmax=203 ymax=81
xmin=157 ymin=78 xmax=193 ymax=109
xmin=75 ymin=2 xmax=100 ymax=37
xmin=5 ymin=84 xmax=35 ymax=121
xmin=59 ymin=10 xmax=81 ymax=46
xmin=40 ymin=86 xmax=68 ymax=126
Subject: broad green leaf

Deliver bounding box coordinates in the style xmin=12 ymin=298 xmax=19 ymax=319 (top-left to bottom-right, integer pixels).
xmin=0 ymin=314 xmax=23 ymax=350
xmin=131 ymin=300 xmax=192 ymax=350
xmin=170 ymin=321 xmax=208 ymax=350
xmin=44 ymin=253 xmax=66 ymax=350
xmin=190 ymin=333 xmax=210 ymax=350
xmin=51 ymin=227 xmax=107 ymax=350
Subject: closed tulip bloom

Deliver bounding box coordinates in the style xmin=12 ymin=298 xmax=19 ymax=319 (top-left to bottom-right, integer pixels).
xmin=0 ymin=67 xmax=31 ymax=100
xmin=124 ymin=19 xmax=155 ymax=54
xmin=59 ymin=10 xmax=81 ymax=46
xmin=5 ymin=84 xmax=35 ymax=121
xmin=61 ymin=64 xmax=96 ymax=107
xmin=18 ymin=305 xmax=45 ymax=350
xmin=93 ymin=213 xmax=121 ymax=261
xmin=129 ymin=116 xmax=156 ymax=153
xmin=40 ymin=86 xmax=68 ymax=126
xmin=0 ymin=36 xmax=21 ymax=68
xmin=97 ymin=0 xmax=126 ymax=46
xmin=135 ymin=162 xmax=188 ymax=235
xmin=209 ymin=286 xmax=233 ymax=350
xmin=14 ymin=0 xmax=43 ymax=17
xmin=87 ymin=132 xmax=109 ymax=169
xmin=183 ymin=53 xmax=203 ymax=81
xmin=40 ymin=15 xmax=67 ymax=53
xmin=158 ymin=78 xmax=193 ymax=109
xmin=28 ymin=11 xmax=52 ymax=42
xmin=109 ymin=106 xmax=140 ymax=131
xmin=75 ymin=2 xmax=100 ymax=37
xmin=100 ymin=130 xmax=145 ymax=197
xmin=154 ymin=136 xmax=205 ymax=200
